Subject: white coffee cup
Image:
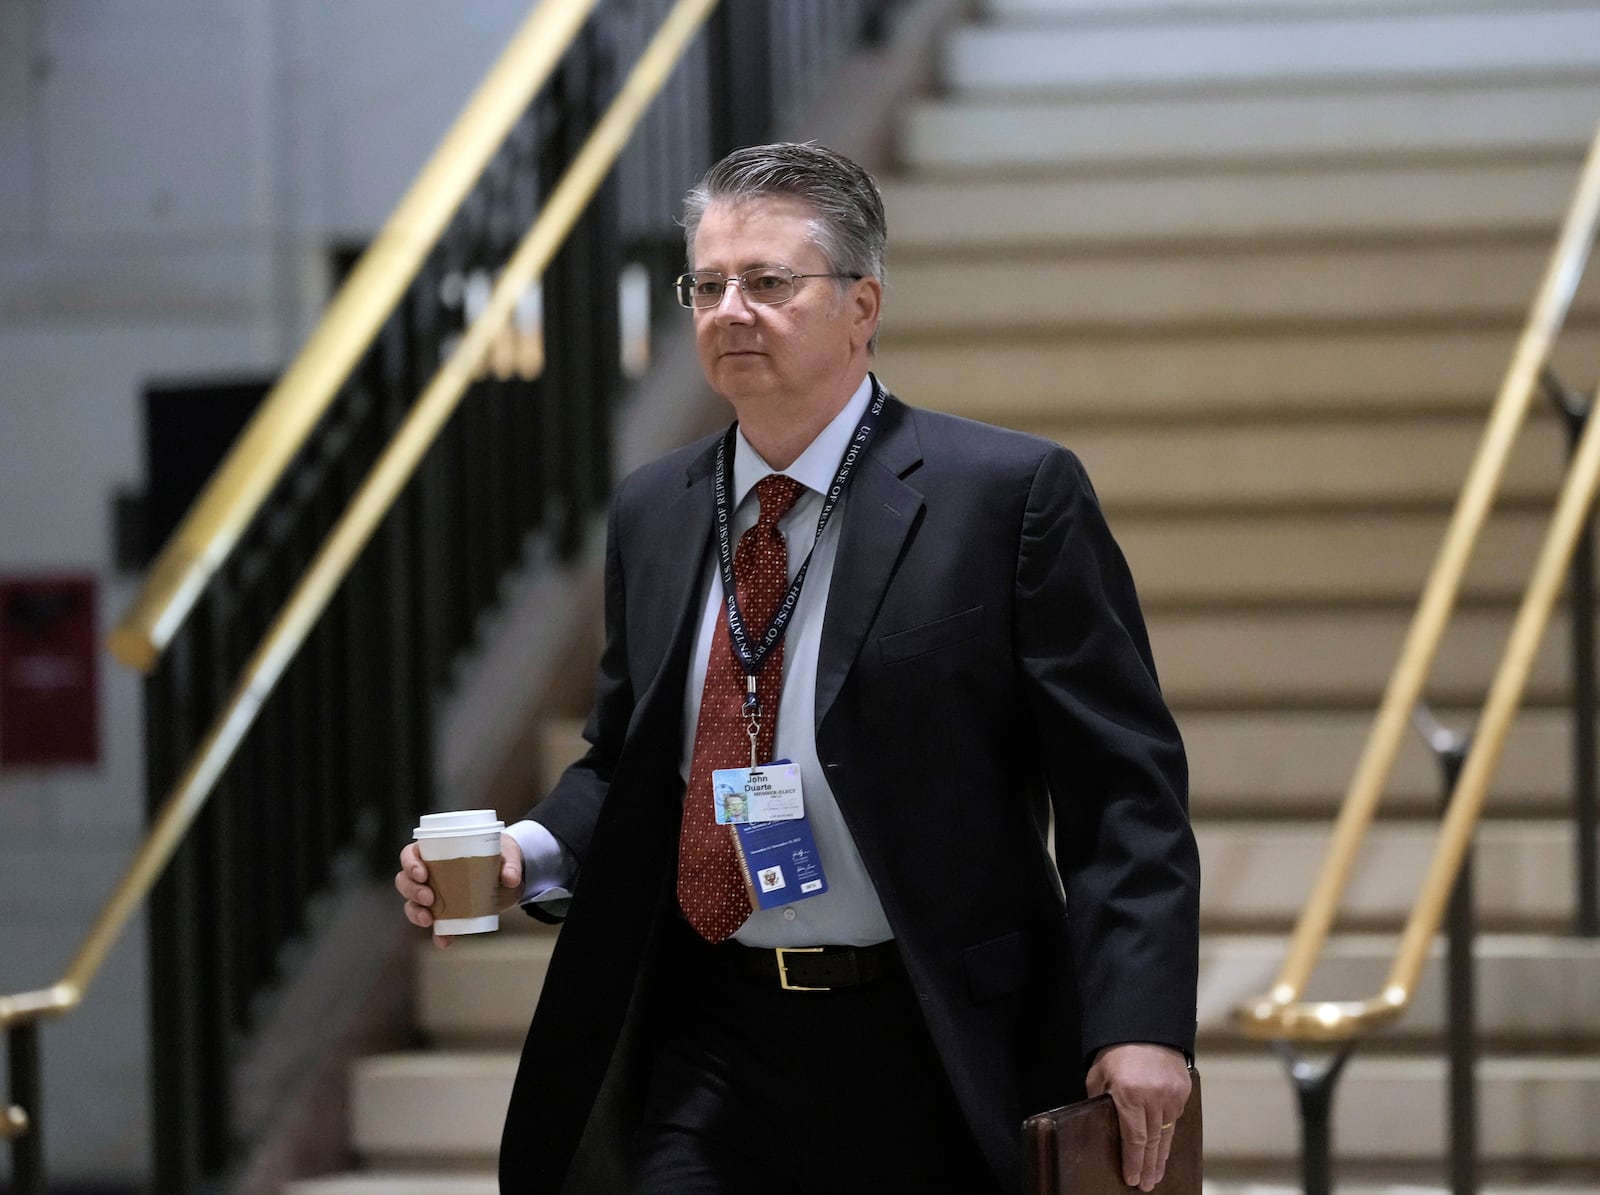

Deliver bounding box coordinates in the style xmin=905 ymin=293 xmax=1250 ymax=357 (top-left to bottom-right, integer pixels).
xmin=413 ymin=809 xmax=506 ymax=935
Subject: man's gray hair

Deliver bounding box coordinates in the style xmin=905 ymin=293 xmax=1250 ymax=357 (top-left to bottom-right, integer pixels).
xmin=682 ymin=142 xmax=888 ymax=293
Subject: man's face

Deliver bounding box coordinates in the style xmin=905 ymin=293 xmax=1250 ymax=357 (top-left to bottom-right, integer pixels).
xmin=689 ymin=197 xmax=880 ymax=417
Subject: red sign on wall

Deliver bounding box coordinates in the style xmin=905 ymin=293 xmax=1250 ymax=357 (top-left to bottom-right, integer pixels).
xmin=0 ymin=576 xmax=100 ymax=768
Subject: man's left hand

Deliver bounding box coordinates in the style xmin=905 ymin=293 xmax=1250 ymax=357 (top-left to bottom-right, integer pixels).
xmin=1084 ymin=1042 xmax=1191 ymax=1191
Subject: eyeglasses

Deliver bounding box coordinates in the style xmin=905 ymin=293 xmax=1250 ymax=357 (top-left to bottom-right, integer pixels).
xmin=673 ymin=266 xmax=862 ymax=309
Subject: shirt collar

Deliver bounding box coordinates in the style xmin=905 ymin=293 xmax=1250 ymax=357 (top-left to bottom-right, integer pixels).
xmin=732 ymin=374 xmax=876 ymax=505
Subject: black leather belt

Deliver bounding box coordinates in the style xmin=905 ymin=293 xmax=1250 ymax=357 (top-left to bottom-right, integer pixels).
xmin=726 ymin=940 xmax=904 ymax=991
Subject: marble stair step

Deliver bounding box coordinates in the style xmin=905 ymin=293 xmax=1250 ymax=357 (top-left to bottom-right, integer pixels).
xmin=415 ymin=931 xmax=555 ymax=1046
xmin=1180 ymin=708 xmax=1570 ymax=817
xmin=1150 ymin=603 xmax=1575 ymax=708
xmin=1042 ymin=414 xmax=1565 ymax=513
xmin=1200 ymin=1053 xmax=1600 ymax=1163
xmin=888 ymin=241 xmax=1600 ymax=334
xmin=284 ymin=1178 xmax=496 ymax=1195
xmin=871 ymin=327 xmax=1600 ymax=423
xmin=1197 ymin=933 xmax=1600 ymax=1041
xmin=1198 ymin=819 xmax=1584 ymax=930
xmin=345 ymin=1011 xmax=1600 ymax=1170
xmin=943 ymin=6 xmax=1600 ymax=94
xmin=898 ymin=80 xmax=1600 ymax=173
xmin=1118 ymin=510 xmax=1545 ymax=606
xmin=883 ymin=161 xmax=1581 ymax=252
xmin=406 ymin=927 xmax=1600 ymax=1047
xmin=350 ymin=1051 xmax=514 ymax=1167
xmin=536 ymin=716 xmax=591 ymax=794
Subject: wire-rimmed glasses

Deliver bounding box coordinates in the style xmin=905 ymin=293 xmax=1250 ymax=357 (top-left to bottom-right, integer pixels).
xmin=673 ymin=266 xmax=862 ymax=309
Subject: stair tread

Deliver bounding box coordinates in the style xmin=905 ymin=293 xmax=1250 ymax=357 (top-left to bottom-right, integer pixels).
xmin=1181 ymin=707 xmax=1568 ymax=810
xmin=1199 ymin=1054 xmax=1600 ymax=1159
xmin=1049 ymin=415 xmax=1566 ymax=511
xmin=350 ymin=1051 xmax=515 ymax=1160
xmin=1120 ymin=510 xmax=1545 ymax=604
xmin=284 ymin=1177 xmax=496 ymax=1195
xmin=345 ymin=1043 xmax=1600 ymax=1165
xmin=944 ymin=8 xmax=1600 ymax=93
xmin=883 ymin=161 xmax=1581 ymax=249
xmin=1198 ymin=932 xmax=1600 ymax=1037
xmin=1198 ymin=819 xmax=1581 ymax=927
xmin=871 ymin=327 xmax=1600 ymax=420
xmin=899 ymin=80 xmax=1600 ymax=172
xmin=888 ymin=241 xmax=1600 ymax=332
xmin=416 ymin=933 xmax=555 ymax=1044
xmin=1149 ymin=605 xmax=1575 ymax=706
xmin=408 ymin=928 xmax=1600 ymax=1042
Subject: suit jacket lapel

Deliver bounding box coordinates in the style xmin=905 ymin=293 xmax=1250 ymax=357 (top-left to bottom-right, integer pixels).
xmin=630 ymin=439 xmax=720 ymax=720
xmin=815 ymin=394 xmax=924 ymax=724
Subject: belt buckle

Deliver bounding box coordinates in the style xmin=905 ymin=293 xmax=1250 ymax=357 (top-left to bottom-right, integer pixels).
xmin=775 ymin=946 xmax=826 ymax=991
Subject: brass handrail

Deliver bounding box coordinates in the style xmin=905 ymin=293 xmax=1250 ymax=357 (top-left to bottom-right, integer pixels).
xmin=105 ymin=0 xmax=601 ymax=674
xmin=1235 ymin=120 xmax=1600 ymax=1043
xmin=2 ymin=0 xmax=719 ymax=1111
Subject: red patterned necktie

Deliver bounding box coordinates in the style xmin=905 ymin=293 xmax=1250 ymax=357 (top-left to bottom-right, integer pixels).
xmin=678 ymin=473 xmax=806 ymax=942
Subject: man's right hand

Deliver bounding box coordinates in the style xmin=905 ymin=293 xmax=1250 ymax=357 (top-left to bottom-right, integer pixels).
xmin=395 ymin=835 xmax=526 ymax=948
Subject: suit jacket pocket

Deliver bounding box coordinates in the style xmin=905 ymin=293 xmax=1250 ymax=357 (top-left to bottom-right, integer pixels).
xmin=879 ymin=604 xmax=985 ymax=665
xmin=963 ymin=930 xmax=1028 ymax=1005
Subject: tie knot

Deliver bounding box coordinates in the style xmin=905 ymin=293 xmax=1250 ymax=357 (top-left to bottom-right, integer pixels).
xmin=753 ymin=474 xmax=804 ymax=529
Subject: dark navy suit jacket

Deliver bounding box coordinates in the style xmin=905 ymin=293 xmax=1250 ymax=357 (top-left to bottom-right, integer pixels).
xmin=500 ymin=391 xmax=1200 ymax=1193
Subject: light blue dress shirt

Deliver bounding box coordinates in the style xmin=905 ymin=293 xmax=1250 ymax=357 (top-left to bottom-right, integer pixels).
xmin=507 ymin=375 xmax=892 ymax=947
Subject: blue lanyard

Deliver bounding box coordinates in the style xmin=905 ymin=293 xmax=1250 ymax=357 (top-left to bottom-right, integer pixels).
xmin=713 ymin=378 xmax=886 ymax=694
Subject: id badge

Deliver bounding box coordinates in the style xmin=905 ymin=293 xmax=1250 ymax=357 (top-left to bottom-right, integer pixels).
xmin=712 ymin=761 xmax=803 ymax=823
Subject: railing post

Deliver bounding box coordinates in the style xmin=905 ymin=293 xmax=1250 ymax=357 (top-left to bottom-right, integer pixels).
xmin=1415 ymin=710 xmax=1478 ymax=1195
xmin=1543 ymin=368 xmax=1600 ymax=937
xmin=708 ymin=0 xmax=773 ymax=156
xmin=8 ymin=1022 xmax=44 ymax=1195
xmin=1272 ymin=1042 xmax=1352 ymax=1195
xmin=147 ymin=647 xmax=202 ymax=1194
xmin=1571 ymin=501 xmax=1599 ymax=937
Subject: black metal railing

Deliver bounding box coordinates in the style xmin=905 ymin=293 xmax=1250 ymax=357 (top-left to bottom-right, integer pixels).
xmin=1414 ymin=708 xmax=1478 ymax=1195
xmin=0 ymin=2 xmax=902 ymax=1193
xmin=1272 ymin=380 xmax=1600 ymax=1195
xmin=1237 ymin=118 xmax=1600 ymax=1195
xmin=1546 ymin=369 xmax=1600 ymax=941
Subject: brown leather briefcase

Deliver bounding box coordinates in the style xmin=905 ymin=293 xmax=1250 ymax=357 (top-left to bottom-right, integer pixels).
xmin=1022 ymin=1068 xmax=1202 ymax=1195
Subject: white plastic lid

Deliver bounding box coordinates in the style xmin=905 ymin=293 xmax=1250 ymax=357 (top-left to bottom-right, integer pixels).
xmin=413 ymin=809 xmax=505 ymax=839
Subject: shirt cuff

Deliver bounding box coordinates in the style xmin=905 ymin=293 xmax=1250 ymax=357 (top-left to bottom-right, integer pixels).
xmin=505 ymin=819 xmax=578 ymax=905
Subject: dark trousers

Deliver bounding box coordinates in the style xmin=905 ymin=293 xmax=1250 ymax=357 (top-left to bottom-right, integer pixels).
xmin=630 ymin=917 xmax=999 ymax=1194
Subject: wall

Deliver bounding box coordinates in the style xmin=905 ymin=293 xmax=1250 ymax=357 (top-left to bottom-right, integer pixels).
xmin=0 ymin=0 xmax=528 ymax=1181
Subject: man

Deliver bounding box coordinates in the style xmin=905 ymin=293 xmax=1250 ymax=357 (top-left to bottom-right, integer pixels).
xmin=398 ymin=141 xmax=1199 ymax=1194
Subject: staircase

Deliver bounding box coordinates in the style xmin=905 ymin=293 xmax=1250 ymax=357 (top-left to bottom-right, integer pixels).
xmin=288 ymin=2 xmax=1600 ymax=1191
